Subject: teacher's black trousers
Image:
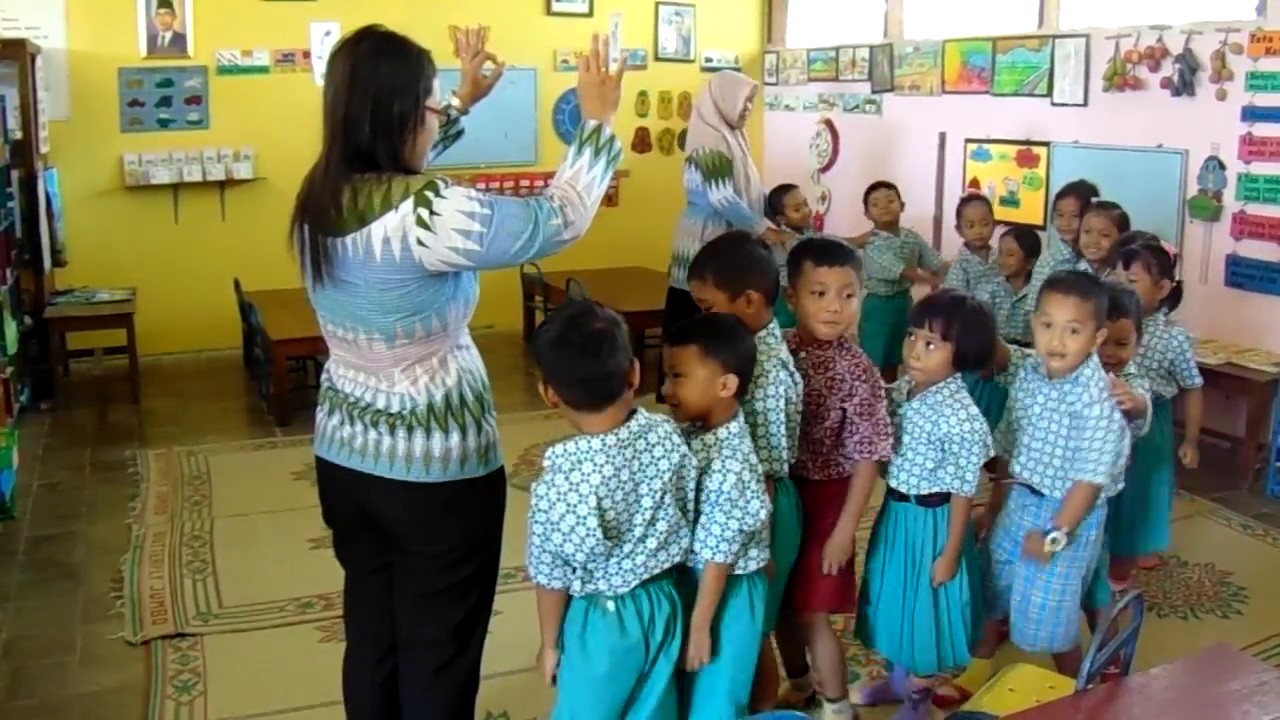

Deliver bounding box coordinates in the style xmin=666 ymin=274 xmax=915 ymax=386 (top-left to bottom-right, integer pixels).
xmin=316 ymin=457 xmax=507 ymax=720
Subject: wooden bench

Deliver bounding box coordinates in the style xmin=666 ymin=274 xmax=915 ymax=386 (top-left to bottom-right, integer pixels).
xmin=1196 ymin=361 xmax=1280 ymax=488
xmin=46 ymin=291 xmax=140 ymax=404
xmin=243 ymin=288 xmax=327 ymax=427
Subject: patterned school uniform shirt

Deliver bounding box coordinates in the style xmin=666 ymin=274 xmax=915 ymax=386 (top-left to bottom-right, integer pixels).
xmin=787 ymin=334 xmax=894 ymax=480
xmin=669 ymin=149 xmax=770 ymax=290
xmin=886 ymin=374 xmax=994 ymax=497
xmin=862 ymin=228 xmax=945 ymax=296
xmin=743 ymin=321 xmax=804 ymax=480
xmin=1072 ymin=257 xmax=1124 ymax=282
xmin=994 ymin=348 xmax=1131 ymax=500
xmin=685 ymin=413 xmax=772 ymax=574
xmin=526 ymin=408 xmax=697 ymax=596
xmin=307 ymin=113 xmax=623 ymax=482
xmin=1031 ymin=235 xmax=1078 ymax=287
xmin=1117 ymin=364 xmax=1154 ymax=439
xmin=1134 ymin=309 xmax=1205 ymax=401
xmin=943 ymin=244 xmax=1002 ymax=296
xmin=986 ymin=280 xmax=1036 ymax=345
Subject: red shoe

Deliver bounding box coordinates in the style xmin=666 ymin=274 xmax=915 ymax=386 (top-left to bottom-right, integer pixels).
xmin=1099 ymin=659 xmax=1124 ymax=684
xmin=930 ymin=681 xmax=973 ymax=709
xmin=1137 ymin=554 xmax=1161 ymax=570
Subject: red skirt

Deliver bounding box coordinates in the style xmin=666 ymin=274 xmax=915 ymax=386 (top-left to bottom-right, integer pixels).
xmin=785 ymin=476 xmax=858 ymax=614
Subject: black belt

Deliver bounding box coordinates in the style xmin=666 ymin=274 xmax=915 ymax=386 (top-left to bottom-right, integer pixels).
xmin=885 ymin=486 xmax=952 ymax=508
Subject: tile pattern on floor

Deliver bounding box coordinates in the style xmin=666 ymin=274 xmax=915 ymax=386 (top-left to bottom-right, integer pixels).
xmin=0 ymin=331 xmax=1274 ymax=718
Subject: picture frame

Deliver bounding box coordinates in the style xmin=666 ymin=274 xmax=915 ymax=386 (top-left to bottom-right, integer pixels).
xmin=961 ymin=138 xmax=1051 ymax=228
xmin=836 ymin=47 xmax=856 ymax=81
xmin=778 ymin=49 xmax=808 ymax=85
xmin=991 ymin=36 xmax=1053 ymax=98
xmin=869 ymin=43 xmax=893 ymax=94
xmin=1051 ymin=34 xmax=1090 ymax=107
xmin=762 ymin=50 xmax=779 ymax=85
xmin=654 ymin=2 xmax=696 ymax=63
xmin=547 ymin=0 xmax=593 ymax=17
xmin=942 ymin=38 xmax=995 ymax=94
xmin=137 ymin=0 xmax=194 ymax=60
xmin=807 ymin=48 xmax=838 ymax=82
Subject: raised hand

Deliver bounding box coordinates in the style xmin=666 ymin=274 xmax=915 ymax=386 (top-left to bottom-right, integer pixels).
xmin=453 ymin=26 xmax=504 ymax=110
xmin=577 ymin=32 xmax=626 ymax=124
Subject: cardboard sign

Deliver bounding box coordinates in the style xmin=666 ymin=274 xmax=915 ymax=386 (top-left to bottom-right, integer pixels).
xmin=1248 ymin=30 xmax=1280 ymax=59
xmin=1245 ymin=70 xmax=1280 ymax=93
xmin=1230 ymin=209 xmax=1280 ymax=243
xmin=1238 ymin=132 xmax=1280 ymax=163
xmin=1236 ymin=172 xmax=1280 ymax=205
xmin=1225 ymin=253 xmax=1280 ymax=297
xmin=1241 ymin=105 xmax=1280 ymax=124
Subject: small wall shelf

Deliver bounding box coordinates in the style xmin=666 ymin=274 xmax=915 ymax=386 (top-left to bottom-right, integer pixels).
xmin=124 ymin=177 xmax=264 ymax=223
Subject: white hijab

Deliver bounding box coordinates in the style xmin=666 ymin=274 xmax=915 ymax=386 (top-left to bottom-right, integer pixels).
xmin=685 ymin=71 xmax=763 ymax=215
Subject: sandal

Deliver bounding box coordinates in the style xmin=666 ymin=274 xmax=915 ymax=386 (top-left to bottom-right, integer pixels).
xmin=930 ymin=680 xmax=974 ymax=709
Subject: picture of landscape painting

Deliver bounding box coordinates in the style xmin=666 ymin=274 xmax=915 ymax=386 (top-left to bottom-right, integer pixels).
xmin=991 ymin=37 xmax=1051 ymax=97
xmin=942 ymin=39 xmax=993 ymax=93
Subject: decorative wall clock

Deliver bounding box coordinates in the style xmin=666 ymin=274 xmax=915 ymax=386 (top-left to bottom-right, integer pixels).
xmin=552 ymin=88 xmax=582 ymax=145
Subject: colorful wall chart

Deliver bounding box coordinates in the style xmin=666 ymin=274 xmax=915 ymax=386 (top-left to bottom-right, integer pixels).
xmin=1224 ymin=253 xmax=1280 ymax=297
xmin=991 ymin=37 xmax=1051 ymax=97
xmin=117 ymin=66 xmax=209 ymax=133
xmin=1238 ymin=132 xmax=1280 ymax=163
xmin=893 ymin=41 xmax=941 ymax=96
xmin=942 ymin=39 xmax=994 ymax=94
xmin=1246 ymin=29 xmax=1280 ymax=60
xmin=1235 ymin=172 xmax=1280 ymax=205
xmin=1241 ymin=105 xmax=1280 ymax=123
xmin=1230 ymin=210 xmax=1280 ymax=243
xmin=1244 ymin=70 xmax=1280 ymax=93
xmin=962 ymin=139 xmax=1050 ymax=227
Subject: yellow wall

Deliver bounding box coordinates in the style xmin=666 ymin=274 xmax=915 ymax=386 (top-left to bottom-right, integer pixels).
xmin=52 ymin=0 xmax=766 ymax=355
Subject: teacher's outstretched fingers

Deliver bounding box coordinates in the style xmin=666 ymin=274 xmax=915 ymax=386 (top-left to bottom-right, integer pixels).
xmin=455 ymin=27 xmax=505 ymax=110
xmin=577 ymin=32 xmax=625 ymax=124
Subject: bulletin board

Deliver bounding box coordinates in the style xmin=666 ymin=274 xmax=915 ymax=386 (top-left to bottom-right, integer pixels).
xmin=432 ymin=67 xmax=538 ymax=169
xmin=1047 ymin=143 xmax=1188 ymax=249
xmin=961 ymin=138 xmax=1050 ymax=227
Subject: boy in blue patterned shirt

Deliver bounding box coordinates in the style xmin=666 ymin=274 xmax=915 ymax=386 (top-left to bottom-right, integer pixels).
xmin=685 ymin=230 xmax=804 ymax=711
xmin=527 ymin=300 xmax=697 ymax=719
xmin=663 ymin=312 xmax=772 ymax=719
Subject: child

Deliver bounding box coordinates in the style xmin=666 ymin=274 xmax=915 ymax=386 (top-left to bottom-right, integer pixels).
xmin=1045 ymin=179 xmax=1101 ymax=270
xmin=855 ymin=289 xmax=996 ymax=718
xmin=939 ymin=270 xmax=1131 ymax=702
xmin=1109 ymin=237 xmax=1204 ymax=582
xmin=990 ymin=226 xmax=1042 ymax=347
xmin=526 ymin=299 xmax=697 ymax=719
xmin=685 ymin=230 xmax=805 ymax=711
xmin=766 ymin=183 xmax=862 ymax=329
xmin=943 ymin=194 xmax=1006 ymax=429
xmin=777 ymin=238 xmax=895 ymax=719
xmin=662 ymin=312 xmax=772 ymax=719
xmin=860 ymin=181 xmax=946 ymax=380
xmin=1075 ymin=201 xmax=1132 ymax=280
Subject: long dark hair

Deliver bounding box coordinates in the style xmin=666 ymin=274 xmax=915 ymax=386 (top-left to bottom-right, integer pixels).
xmin=290 ymin=25 xmax=437 ymax=285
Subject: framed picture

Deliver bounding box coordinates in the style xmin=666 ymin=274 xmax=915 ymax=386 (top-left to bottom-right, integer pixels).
xmin=547 ymin=0 xmax=593 ymax=17
xmin=807 ymin=48 xmax=837 ymax=81
xmin=869 ymin=43 xmax=893 ymax=93
xmin=763 ymin=50 xmax=779 ymax=85
xmin=942 ymin=38 xmax=994 ymax=94
xmin=654 ymin=2 xmax=696 ymax=63
xmin=893 ymin=41 xmax=942 ymax=96
xmin=778 ymin=49 xmax=808 ymax=85
xmin=137 ymin=0 xmax=194 ymax=60
xmin=1051 ymin=35 xmax=1090 ymax=106
xmin=991 ymin=36 xmax=1052 ymax=97
xmin=961 ymin=138 xmax=1051 ymax=228
xmin=836 ymin=47 xmax=855 ymax=81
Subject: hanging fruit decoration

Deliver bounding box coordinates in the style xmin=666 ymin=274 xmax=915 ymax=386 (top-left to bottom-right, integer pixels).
xmin=1162 ymin=29 xmax=1202 ymax=98
xmin=1142 ymin=26 xmax=1171 ymax=75
xmin=1122 ymin=32 xmax=1146 ymax=90
xmin=1209 ymin=28 xmax=1246 ymax=102
xmin=1102 ymin=34 xmax=1135 ymax=92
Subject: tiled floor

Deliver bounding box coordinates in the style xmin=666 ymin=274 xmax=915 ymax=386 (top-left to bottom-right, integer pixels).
xmin=0 ymin=331 xmax=1275 ymax=719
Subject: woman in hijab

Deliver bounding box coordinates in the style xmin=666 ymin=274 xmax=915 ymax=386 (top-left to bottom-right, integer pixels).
xmin=663 ymin=71 xmax=794 ymax=341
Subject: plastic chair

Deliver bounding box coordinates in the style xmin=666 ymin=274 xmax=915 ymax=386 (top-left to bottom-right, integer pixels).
xmin=1077 ymin=587 xmax=1146 ymax=689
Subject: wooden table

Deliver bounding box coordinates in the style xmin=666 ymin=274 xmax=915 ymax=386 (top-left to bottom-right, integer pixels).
xmin=520 ymin=265 xmax=668 ymax=358
xmin=1007 ymin=643 xmax=1280 ymax=719
xmin=46 ymin=291 xmax=140 ymax=404
xmin=243 ymin=288 xmax=327 ymax=427
xmin=1198 ymin=362 xmax=1280 ymax=486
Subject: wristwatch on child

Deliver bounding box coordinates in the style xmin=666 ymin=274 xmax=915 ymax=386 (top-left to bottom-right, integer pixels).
xmin=1043 ymin=527 xmax=1071 ymax=555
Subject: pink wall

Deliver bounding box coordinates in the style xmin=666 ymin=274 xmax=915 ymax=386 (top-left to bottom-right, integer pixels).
xmin=763 ymin=32 xmax=1278 ymax=438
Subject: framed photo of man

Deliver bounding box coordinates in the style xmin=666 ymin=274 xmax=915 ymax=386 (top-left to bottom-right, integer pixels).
xmin=138 ymin=0 xmax=194 ymax=59
xmin=654 ymin=2 xmax=695 ymax=63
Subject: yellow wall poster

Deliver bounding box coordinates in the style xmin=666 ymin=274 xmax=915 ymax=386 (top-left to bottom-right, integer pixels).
xmin=961 ymin=139 xmax=1050 ymax=228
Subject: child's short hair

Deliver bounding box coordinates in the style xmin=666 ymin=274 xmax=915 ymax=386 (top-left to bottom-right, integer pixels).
xmin=1000 ymin=225 xmax=1043 ymax=265
xmin=955 ymin=193 xmax=994 ymax=222
xmin=1052 ymin=179 xmax=1101 ymax=213
xmin=908 ymin=289 xmax=997 ymax=373
xmin=1084 ymin=200 xmax=1132 ymax=235
xmin=1037 ymin=270 xmax=1109 ymax=329
xmin=785 ymin=236 xmax=862 ymax=285
xmin=531 ymin=299 xmax=633 ymax=412
xmin=1103 ymin=281 xmax=1144 ymax=340
xmin=766 ymin=183 xmax=800 ymax=223
xmin=862 ymin=180 xmax=902 ymax=209
xmin=687 ymin=230 xmax=780 ymax=305
xmin=1119 ymin=234 xmax=1183 ymax=311
xmin=663 ymin=313 xmax=757 ymax=400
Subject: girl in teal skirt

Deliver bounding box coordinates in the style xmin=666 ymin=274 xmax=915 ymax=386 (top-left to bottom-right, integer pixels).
xmin=854 ymin=290 xmax=996 ymax=718
xmin=1108 ymin=239 xmax=1204 ymax=585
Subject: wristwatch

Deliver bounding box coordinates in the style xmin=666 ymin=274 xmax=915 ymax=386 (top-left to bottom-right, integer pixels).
xmin=1043 ymin=527 xmax=1071 ymax=555
xmin=445 ymin=91 xmax=470 ymax=116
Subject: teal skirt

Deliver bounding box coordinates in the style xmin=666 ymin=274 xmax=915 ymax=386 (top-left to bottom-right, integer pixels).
xmin=854 ymin=494 xmax=984 ymax=677
xmin=765 ymin=476 xmax=803 ymax=633
xmin=679 ymin=569 xmax=767 ymax=719
xmin=773 ymin=293 xmax=796 ymax=329
xmin=554 ymin=571 xmax=684 ymax=719
xmin=962 ymin=370 xmax=1009 ymax=431
xmin=858 ymin=291 xmax=911 ymax=370
xmin=1107 ymin=398 xmax=1175 ymax=558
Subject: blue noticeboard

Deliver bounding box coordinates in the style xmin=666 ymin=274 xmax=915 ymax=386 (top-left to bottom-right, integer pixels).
xmin=1048 ymin=143 xmax=1189 ymax=250
xmin=1224 ymin=252 xmax=1280 ymax=297
xmin=118 ymin=66 xmax=210 ymax=134
xmin=433 ymin=67 xmax=538 ymax=169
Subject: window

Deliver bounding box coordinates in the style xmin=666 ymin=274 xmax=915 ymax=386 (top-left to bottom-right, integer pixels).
xmin=1058 ymin=0 xmax=1261 ymax=29
xmin=784 ymin=0 xmax=887 ymax=47
xmin=902 ymin=0 xmax=1042 ymax=40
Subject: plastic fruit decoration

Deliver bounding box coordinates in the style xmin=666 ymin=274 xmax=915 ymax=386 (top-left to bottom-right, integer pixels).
xmin=1209 ymin=28 xmax=1240 ymax=102
xmin=1164 ymin=29 xmax=1202 ymax=98
xmin=1142 ymin=27 xmax=1171 ymax=73
xmin=1102 ymin=35 xmax=1132 ymax=92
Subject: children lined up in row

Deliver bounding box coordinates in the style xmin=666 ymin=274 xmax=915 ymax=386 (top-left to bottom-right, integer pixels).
xmin=525 ymin=178 xmax=1204 ymax=719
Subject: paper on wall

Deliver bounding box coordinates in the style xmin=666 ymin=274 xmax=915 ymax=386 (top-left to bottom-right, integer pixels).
xmin=33 ymin=51 xmax=47 ymax=152
xmin=0 ymin=0 xmax=69 ymax=121
xmin=310 ymin=21 xmax=340 ymax=87
xmin=608 ymin=13 xmax=621 ymax=69
xmin=35 ymin=166 xmax=49 ymax=271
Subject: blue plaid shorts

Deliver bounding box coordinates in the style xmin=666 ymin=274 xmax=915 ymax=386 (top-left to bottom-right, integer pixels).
xmin=985 ymin=484 xmax=1106 ymax=654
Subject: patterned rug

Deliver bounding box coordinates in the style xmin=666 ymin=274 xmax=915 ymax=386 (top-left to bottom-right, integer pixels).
xmin=142 ymin=410 xmax=1280 ymax=719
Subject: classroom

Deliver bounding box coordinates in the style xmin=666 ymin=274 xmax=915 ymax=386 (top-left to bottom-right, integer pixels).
xmin=0 ymin=0 xmax=1279 ymax=717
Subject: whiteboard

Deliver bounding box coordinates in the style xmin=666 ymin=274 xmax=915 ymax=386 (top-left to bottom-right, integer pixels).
xmin=433 ymin=67 xmax=538 ymax=169
xmin=1047 ymin=143 xmax=1188 ymax=250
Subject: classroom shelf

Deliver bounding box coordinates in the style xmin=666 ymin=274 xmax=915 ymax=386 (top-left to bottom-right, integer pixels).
xmin=123 ymin=176 xmax=264 ymax=223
